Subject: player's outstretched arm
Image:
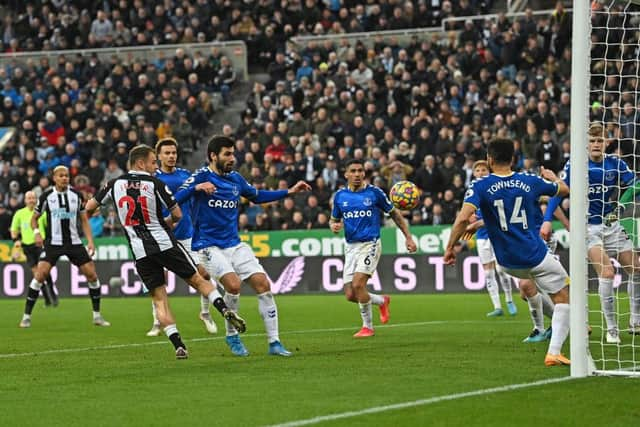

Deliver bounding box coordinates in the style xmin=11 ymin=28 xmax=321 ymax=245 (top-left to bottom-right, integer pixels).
xmin=251 ymin=180 xmax=312 ymax=204
xmin=444 ymin=203 xmax=476 ymax=265
xmin=288 ymin=180 xmax=313 ymax=194
xmin=389 ymin=209 xmax=417 ymax=253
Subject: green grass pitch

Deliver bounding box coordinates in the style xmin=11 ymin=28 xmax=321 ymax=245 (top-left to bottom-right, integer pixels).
xmin=1 ymin=294 xmax=639 ymax=426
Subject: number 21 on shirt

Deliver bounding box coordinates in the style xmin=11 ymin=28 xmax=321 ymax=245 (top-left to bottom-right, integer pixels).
xmin=118 ymin=195 xmax=151 ymax=226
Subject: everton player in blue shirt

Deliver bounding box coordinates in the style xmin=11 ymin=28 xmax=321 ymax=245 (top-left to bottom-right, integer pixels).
xmin=330 ymin=159 xmax=417 ymax=337
xmin=140 ymin=138 xmax=218 ymax=337
xmin=466 ymin=160 xmax=517 ymax=318
xmin=444 ymin=138 xmax=572 ymax=366
xmin=175 ymin=135 xmax=311 ymax=357
xmin=542 ymin=123 xmax=640 ymax=342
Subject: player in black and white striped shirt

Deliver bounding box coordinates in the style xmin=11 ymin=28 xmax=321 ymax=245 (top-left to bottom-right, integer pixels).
xmin=86 ymin=145 xmax=246 ymax=359
xmin=19 ymin=166 xmax=110 ymax=328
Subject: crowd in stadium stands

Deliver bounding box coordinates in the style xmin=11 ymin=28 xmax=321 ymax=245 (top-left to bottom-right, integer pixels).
xmin=0 ymin=1 xmax=633 ymax=238
xmin=1 ymin=1 xmax=491 ymax=59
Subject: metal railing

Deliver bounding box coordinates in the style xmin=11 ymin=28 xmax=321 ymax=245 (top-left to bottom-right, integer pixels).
xmin=0 ymin=41 xmax=249 ymax=81
xmin=291 ymin=8 xmax=564 ymax=48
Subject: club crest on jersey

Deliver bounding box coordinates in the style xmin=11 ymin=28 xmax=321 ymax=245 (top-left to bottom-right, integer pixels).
xmin=363 ymin=197 xmax=372 ymax=207
xmin=605 ymin=171 xmax=616 ymax=181
xmin=232 ymin=185 xmax=239 ymax=196
xmin=342 ymin=201 xmax=349 ymax=207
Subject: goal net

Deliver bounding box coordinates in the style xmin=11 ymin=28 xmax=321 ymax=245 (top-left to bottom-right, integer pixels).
xmin=573 ymin=0 xmax=640 ymax=376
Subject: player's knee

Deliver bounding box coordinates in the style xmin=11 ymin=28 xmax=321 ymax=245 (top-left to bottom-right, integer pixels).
xmin=252 ymin=280 xmax=270 ymax=294
xmin=344 ymin=288 xmax=357 ymax=302
xmin=551 ymin=287 xmax=570 ymax=304
xmin=601 ymin=266 xmax=615 ymax=280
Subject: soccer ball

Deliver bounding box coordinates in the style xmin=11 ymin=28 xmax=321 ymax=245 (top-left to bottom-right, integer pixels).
xmin=389 ymin=181 xmax=421 ymax=210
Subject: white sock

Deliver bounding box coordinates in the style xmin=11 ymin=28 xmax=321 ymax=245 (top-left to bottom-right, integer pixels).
xmin=206 ymin=288 xmax=224 ymax=308
xmin=224 ymin=293 xmax=240 ymax=336
xmin=369 ymin=293 xmax=384 ymax=306
xmin=88 ymin=279 xmax=100 ymax=289
xmin=92 ymin=311 xmax=101 ymax=319
xmin=498 ymin=271 xmax=513 ymax=303
xmin=163 ymin=324 xmax=178 ymax=337
xmin=540 ymin=292 xmax=555 ymax=319
xmin=629 ymin=275 xmax=640 ymax=326
xmin=257 ymin=291 xmax=279 ymax=343
xmin=359 ymin=301 xmax=373 ymax=329
xmin=29 ymin=279 xmax=43 ymax=291
xmin=22 ymin=313 xmax=30 ymax=321
xmin=527 ymin=293 xmax=545 ymax=331
xmin=151 ymin=301 xmax=159 ymax=326
xmin=485 ymin=269 xmax=502 ymax=310
xmin=200 ymin=295 xmax=210 ymax=314
xmin=598 ymin=278 xmax=617 ymax=332
xmin=548 ymin=303 xmax=570 ymax=355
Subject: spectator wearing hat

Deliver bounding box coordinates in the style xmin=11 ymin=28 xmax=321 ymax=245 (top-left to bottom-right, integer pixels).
xmin=41 ymin=111 xmax=65 ymax=146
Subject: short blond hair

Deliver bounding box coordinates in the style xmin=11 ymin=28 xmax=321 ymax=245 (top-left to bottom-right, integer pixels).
xmin=472 ymin=160 xmax=489 ymax=170
xmin=52 ymin=165 xmax=68 ymax=175
xmin=588 ymin=122 xmax=604 ymax=137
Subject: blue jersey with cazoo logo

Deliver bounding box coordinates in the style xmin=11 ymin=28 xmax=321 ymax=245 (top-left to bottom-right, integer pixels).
xmin=175 ymin=168 xmax=258 ymax=250
xmin=464 ymin=172 xmax=559 ymax=269
xmin=545 ymin=155 xmax=635 ymax=225
xmin=156 ymin=167 xmax=193 ymax=240
xmin=331 ymin=185 xmax=394 ymax=243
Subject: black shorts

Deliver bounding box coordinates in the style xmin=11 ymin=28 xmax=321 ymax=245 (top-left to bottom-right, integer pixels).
xmin=23 ymin=244 xmax=42 ymax=267
xmin=40 ymin=244 xmax=93 ymax=267
xmin=135 ymin=245 xmax=198 ymax=291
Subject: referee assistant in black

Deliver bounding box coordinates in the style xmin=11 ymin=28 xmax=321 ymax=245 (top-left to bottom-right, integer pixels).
xmin=86 ymin=145 xmax=246 ymax=359
xmin=19 ymin=166 xmax=110 ymax=328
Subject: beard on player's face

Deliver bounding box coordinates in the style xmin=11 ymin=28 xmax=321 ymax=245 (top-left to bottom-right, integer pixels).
xmin=217 ymin=157 xmax=234 ymax=173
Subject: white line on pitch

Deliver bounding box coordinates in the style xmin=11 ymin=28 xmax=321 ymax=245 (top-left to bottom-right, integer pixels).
xmin=264 ymin=376 xmax=575 ymax=427
xmin=0 ymin=320 xmax=526 ymax=359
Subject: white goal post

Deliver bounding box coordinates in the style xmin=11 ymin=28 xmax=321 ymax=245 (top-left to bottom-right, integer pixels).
xmin=571 ymin=0 xmax=640 ymax=377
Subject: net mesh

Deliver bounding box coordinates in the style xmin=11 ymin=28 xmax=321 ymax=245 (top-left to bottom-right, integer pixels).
xmin=588 ymin=0 xmax=640 ymax=374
